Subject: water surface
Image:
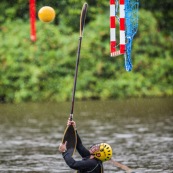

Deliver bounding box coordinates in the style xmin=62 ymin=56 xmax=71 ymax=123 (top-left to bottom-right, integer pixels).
xmin=0 ymin=98 xmax=173 ymax=172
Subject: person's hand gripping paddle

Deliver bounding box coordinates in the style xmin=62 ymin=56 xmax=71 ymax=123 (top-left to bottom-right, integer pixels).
xmin=61 ymin=3 xmax=88 ymax=156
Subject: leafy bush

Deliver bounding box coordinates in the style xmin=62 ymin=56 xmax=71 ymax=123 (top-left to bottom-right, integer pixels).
xmin=0 ymin=9 xmax=172 ymax=103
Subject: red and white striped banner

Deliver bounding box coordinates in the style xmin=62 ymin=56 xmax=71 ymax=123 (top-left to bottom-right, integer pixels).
xmin=119 ymin=0 xmax=125 ymax=54
xmin=110 ymin=0 xmax=125 ymax=56
xmin=110 ymin=0 xmax=116 ymax=56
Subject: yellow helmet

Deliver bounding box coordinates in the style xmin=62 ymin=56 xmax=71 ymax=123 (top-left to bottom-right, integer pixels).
xmin=92 ymin=143 xmax=112 ymax=162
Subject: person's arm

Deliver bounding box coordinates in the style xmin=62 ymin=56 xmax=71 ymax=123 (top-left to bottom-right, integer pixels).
xmin=62 ymin=151 xmax=97 ymax=171
xmin=59 ymin=141 xmax=97 ymax=171
xmin=76 ymin=131 xmax=90 ymax=158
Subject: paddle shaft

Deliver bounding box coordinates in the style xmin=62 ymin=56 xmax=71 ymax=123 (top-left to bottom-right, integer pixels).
xmin=69 ymin=3 xmax=88 ymax=121
xmin=70 ymin=36 xmax=82 ymax=120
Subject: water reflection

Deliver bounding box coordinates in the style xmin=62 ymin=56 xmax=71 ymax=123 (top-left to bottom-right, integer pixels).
xmin=0 ymin=98 xmax=173 ymax=172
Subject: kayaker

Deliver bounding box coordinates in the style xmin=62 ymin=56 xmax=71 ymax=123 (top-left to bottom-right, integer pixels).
xmin=59 ymin=119 xmax=113 ymax=173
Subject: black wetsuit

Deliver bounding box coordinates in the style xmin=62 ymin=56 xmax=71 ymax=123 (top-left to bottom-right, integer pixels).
xmin=62 ymin=131 xmax=103 ymax=173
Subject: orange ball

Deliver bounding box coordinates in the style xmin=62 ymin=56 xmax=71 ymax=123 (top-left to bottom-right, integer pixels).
xmin=38 ymin=6 xmax=55 ymax=23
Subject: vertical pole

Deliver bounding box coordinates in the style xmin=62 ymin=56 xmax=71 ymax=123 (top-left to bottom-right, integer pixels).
xmin=110 ymin=0 xmax=116 ymax=56
xmin=119 ymin=0 xmax=125 ymax=54
xmin=30 ymin=0 xmax=36 ymax=42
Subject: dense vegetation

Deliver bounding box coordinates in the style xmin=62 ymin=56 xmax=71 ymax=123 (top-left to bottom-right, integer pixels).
xmin=0 ymin=0 xmax=172 ymax=103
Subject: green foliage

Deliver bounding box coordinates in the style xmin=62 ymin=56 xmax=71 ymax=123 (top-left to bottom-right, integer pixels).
xmin=0 ymin=0 xmax=172 ymax=35
xmin=0 ymin=1 xmax=173 ymax=103
xmin=140 ymin=0 xmax=173 ymax=36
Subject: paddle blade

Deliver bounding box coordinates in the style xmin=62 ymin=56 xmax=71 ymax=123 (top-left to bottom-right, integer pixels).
xmin=62 ymin=125 xmax=77 ymax=156
xmin=110 ymin=159 xmax=134 ymax=173
xmin=80 ymin=3 xmax=88 ymax=37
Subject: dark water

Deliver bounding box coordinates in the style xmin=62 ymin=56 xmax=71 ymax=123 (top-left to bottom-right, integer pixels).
xmin=0 ymin=98 xmax=173 ymax=173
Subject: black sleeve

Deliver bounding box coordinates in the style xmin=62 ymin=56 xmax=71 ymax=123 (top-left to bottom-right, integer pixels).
xmin=62 ymin=151 xmax=97 ymax=171
xmin=76 ymin=131 xmax=90 ymax=158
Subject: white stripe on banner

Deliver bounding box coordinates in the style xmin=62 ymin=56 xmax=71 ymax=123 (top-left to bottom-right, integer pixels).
xmin=119 ymin=5 xmax=125 ymax=18
xmin=120 ymin=30 xmax=125 ymax=44
xmin=111 ymin=50 xmax=121 ymax=57
xmin=110 ymin=5 xmax=115 ymax=16
xmin=110 ymin=28 xmax=116 ymax=41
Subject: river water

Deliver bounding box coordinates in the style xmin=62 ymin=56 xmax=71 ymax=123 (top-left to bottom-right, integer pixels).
xmin=0 ymin=98 xmax=173 ymax=173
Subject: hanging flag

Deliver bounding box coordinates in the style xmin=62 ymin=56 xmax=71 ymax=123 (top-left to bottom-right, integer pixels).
xmin=30 ymin=0 xmax=36 ymax=41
